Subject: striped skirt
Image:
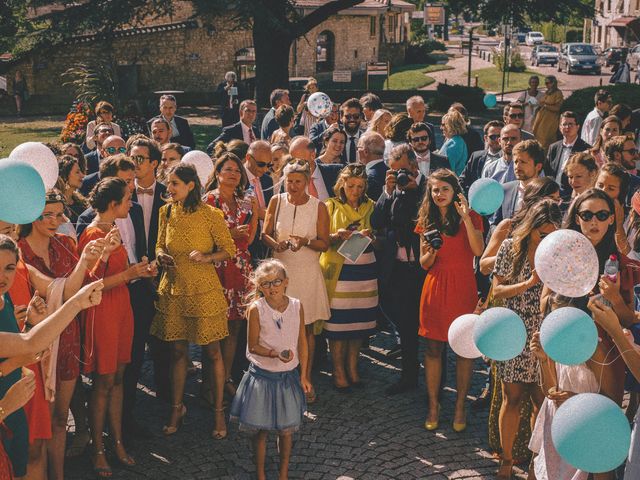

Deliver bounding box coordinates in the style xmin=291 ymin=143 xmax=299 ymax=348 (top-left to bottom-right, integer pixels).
xmin=324 ymin=250 xmax=378 ymax=340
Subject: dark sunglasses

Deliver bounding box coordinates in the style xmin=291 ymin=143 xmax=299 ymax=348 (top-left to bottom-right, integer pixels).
xmin=410 ymin=135 xmax=429 ymax=143
xmin=256 ymin=160 xmax=272 ymax=168
xmin=509 ymin=113 xmax=524 ymax=119
xmin=105 ymin=146 xmax=127 ymax=155
xmin=487 ymin=134 xmax=500 ymax=141
xmin=343 ymin=114 xmax=360 ymax=120
xmin=97 ymin=129 xmax=114 ymax=135
xmin=132 ymin=155 xmax=149 ymax=165
xmin=577 ymin=210 xmax=612 ymax=222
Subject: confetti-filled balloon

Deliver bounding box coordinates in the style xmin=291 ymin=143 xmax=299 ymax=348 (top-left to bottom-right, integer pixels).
xmin=540 ymin=307 xmax=598 ymax=365
xmin=483 ymin=93 xmax=497 ymax=108
xmin=307 ymin=92 xmax=332 ymax=118
xmin=534 ymin=229 xmax=599 ymax=298
xmin=473 ymin=307 xmax=527 ymax=361
xmin=181 ymin=150 xmax=214 ymax=188
xmin=0 ymin=158 xmax=46 ymax=224
xmin=448 ymin=314 xmax=482 ymax=359
xmin=468 ymin=178 xmax=504 ymax=215
xmin=552 ymin=393 xmax=630 ymax=473
xmin=9 ymin=142 xmax=59 ymax=190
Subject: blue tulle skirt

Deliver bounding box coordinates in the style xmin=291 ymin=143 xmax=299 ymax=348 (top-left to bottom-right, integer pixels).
xmin=230 ymin=364 xmax=306 ymax=433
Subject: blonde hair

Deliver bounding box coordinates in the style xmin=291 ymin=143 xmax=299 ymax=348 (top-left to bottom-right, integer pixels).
xmin=245 ymin=259 xmax=289 ymax=307
xmin=282 ymin=158 xmax=311 ymax=180
xmin=441 ymin=110 xmax=468 ymax=137
xmin=367 ymin=109 xmax=392 ymax=135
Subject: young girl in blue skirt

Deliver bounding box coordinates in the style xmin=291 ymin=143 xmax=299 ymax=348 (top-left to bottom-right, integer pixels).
xmin=230 ymin=259 xmax=312 ymax=480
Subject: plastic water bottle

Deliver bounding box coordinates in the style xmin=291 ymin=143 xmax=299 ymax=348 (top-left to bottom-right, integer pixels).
xmin=604 ymin=254 xmax=619 ymax=282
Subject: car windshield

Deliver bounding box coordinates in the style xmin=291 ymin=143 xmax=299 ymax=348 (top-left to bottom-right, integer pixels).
xmin=569 ymin=45 xmax=595 ymax=55
xmin=538 ymin=46 xmax=557 ymax=52
xmin=530 ymin=33 xmax=543 ymax=38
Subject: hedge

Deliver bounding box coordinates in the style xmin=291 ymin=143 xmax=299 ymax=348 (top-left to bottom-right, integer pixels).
xmin=430 ymin=84 xmax=486 ymax=113
xmin=561 ymin=84 xmax=640 ymax=121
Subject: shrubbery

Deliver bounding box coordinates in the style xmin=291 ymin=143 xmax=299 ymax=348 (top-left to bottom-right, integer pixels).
xmin=431 ymin=84 xmax=486 ymax=112
xmin=562 ymin=84 xmax=640 ymax=120
xmin=405 ymin=38 xmax=447 ymax=65
xmin=493 ymin=49 xmax=526 ymax=73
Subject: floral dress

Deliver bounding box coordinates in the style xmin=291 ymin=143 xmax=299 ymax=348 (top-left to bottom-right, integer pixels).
xmin=494 ymin=238 xmax=543 ymax=383
xmin=205 ymin=191 xmax=254 ymax=321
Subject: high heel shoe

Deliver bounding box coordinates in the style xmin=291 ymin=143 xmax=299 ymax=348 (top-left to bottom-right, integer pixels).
xmin=424 ymin=404 xmax=440 ymax=431
xmin=212 ymin=407 xmax=227 ymax=440
xmin=113 ymin=440 xmax=136 ymax=467
xmin=452 ymin=409 xmax=467 ymax=432
xmin=496 ymin=458 xmax=513 ymax=479
xmin=162 ymin=403 xmax=186 ymax=436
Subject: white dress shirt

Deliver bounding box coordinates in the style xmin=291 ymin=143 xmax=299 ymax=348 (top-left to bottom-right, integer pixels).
xmin=415 ymin=150 xmax=431 ymax=176
xmin=345 ymin=130 xmax=362 ymax=164
xmin=115 ymin=215 xmax=138 ymax=265
xmin=581 ymin=108 xmax=605 ymax=146
xmin=241 ymin=122 xmax=255 ymax=144
xmin=135 ymin=180 xmax=155 ymax=243
xmin=309 ymin=166 xmax=330 ymax=201
xmin=556 ymin=140 xmax=576 ymax=183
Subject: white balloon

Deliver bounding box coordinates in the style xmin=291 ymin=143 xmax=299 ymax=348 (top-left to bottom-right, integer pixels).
xmin=9 ymin=142 xmax=59 ymax=190
xmin=181 ymin=150 xmax=214 ymax=187
xmin=448 ymin=314 xmax=482 ymax=359
xmin=307 ymin=92 xmax=332 ymax=118
xmin=534 ymin=229 xmax=599 ymax=298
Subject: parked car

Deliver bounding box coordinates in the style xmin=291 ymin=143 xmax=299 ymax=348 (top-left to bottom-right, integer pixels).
xmin=530 ymin=44 xmax=559 ymax=67
xmin=558 ymin=43 xmax=602 ymax=75
xmin=629 ymin=44 xmax=640 ymax=70
xmin=602 ymin=47 xmax=629 ymax=67
xmin=525 ymin=31 xmax=545 ymax=46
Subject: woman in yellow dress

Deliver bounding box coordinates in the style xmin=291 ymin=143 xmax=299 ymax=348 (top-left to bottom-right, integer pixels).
xmin=532 ymin=75 xmax=564 ymax=150
xmin=152 ymin=164 xmax=236 ymax=440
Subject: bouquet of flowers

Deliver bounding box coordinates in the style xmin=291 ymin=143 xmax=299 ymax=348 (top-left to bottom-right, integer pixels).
xmin=60 ymin=100 xmax=92 ymax=144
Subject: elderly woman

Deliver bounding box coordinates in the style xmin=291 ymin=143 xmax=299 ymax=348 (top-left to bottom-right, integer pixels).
xmin=320 ymin=164 xmax=377 ymax=390
xmin=262 ymin=160 xmax=330 ymax=403
xmin=366 ymin=109 xmax=392 ymax=136
xmin=317 ymin=124 xmax=347 ymax=165
xmin=438 ymin=110 xmax=469 ymax=176
xmin=85 ymin=101 xmax=122 ymax=151
xmin=532 ymin=75 xmax=564 ymax=150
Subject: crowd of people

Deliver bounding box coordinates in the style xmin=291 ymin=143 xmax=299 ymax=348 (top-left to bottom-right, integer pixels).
xmin=2 ymin=77 xmax=640 ymax=480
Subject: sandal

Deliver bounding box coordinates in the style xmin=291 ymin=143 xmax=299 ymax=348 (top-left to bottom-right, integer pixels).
xmin=92 ymin=449 xmax=112 ymax=478
xmin=162 ymin=403 xmax=187 ymax=436
xmin=212 ymin=408 xmax=227 ymax=440
xmin=114 ymin=440 xmax=136 ymax=467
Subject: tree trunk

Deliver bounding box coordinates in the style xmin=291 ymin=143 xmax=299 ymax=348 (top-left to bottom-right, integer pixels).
xmin=252 ymin=15 xmax=293 ymax=107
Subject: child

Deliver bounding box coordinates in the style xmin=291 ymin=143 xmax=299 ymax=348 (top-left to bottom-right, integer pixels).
xmin=230 ymin=259 xmax=312 ymax=480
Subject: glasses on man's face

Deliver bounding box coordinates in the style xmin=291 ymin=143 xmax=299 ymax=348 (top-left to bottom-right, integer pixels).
xmin=260 ymin=278 xmax=284 ymax=289
xmin=487 ymin=134 xmax=500 ymax=141
xmin=410 ymin=135 xmax=429 ymax=143
xmin=105 ymin=146 xmax=127 ymax=155
xmin=255 ymin=160 xmax=272 ymax=168
xmin=132 ymin=155 xmax=149 ymax=165
xmin=577 ymin=210 xmax=612 ymax=222
xmin=509 ymin=113 xmax=524 ymax=119
xmin=343 ymin=114 xmax=360 ymax=121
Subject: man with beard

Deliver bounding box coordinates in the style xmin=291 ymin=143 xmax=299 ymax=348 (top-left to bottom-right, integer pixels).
xmin=604 ymin=135 xmax=640 ymax=205
xmin=340 ymin=98 xmax=365 ymax=164
xmin=481 ymin=124 xmax=521 ymax=184
xmin=407 ymin=122 xmax=450 ymax=176
xmin=406 ymin=96 xmax=437 ymax=151
xmin=459 ymin=120 xmax=504 ymax=195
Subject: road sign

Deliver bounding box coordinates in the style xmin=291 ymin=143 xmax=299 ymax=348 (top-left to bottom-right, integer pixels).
xmin=332 ymin=70 xmax=352 ymax=83
xmin=424 ymin=4 xmax=445 ymax=26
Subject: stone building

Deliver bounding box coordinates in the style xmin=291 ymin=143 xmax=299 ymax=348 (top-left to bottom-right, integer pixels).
xmin=591 ymin=0 xmax=640 ymax=48
xmin=1 ymin=0 xmax=413 ymax=107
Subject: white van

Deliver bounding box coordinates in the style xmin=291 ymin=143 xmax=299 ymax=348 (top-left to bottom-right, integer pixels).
xmin=525 ymin=32 xmax=545 ymax=46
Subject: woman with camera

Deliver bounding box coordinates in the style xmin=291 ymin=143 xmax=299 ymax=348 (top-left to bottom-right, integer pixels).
xmin=262 ymin=159 xmax=330 ymax=403
xmin=416 ymin=169 xmax=484 ymax=432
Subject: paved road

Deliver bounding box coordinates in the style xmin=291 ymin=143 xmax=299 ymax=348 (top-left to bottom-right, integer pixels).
xmin=65 ymin=334 xmax=530 ymax=479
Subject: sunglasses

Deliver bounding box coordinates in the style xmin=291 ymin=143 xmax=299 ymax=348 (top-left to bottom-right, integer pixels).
xmin=343 ymin=114 xmax=360 ymax=120
xmin=97 ymin=129 xmax=114 ymax=135
xmin=577 ymin=210 xmax=612 ymax=222
xmin=260 ymin=278 xmax=284 ymax=289
xmin=132 ymin=155 xmax=149 ymax=165
xmin=105 ymin=146 xmax=127 ymax=155
xmin=487 ymin=134 xmax=500 ymax=141
xmin=255 ymin=160 xmax=272 ymax=168
xmin=508 ymin=113 xmax=524 ymax=119
xmin=410 ymin=135 xmax=429 ymax=143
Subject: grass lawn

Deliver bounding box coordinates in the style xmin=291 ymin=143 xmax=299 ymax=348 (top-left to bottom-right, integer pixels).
xmin=471 ymin=67 xmax=555 ymax=93
xmin=0 ymin=118 xmax=63 ymax=156
xmin=192 ymin=124 xmax=221 ymax=151
xmin=383 ymin=64 xmax=454 ymax=90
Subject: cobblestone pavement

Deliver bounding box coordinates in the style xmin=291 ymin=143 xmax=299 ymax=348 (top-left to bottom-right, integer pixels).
xmin=66 ymin=331 xmax=529 ymax=479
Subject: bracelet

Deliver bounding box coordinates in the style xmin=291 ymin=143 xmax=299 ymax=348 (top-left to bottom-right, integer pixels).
xmin=0 ymin=405 xmax=5 ymax=422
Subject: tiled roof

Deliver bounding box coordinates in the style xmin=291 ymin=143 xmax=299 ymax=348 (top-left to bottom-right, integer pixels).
xmin=294 ymin=0 xmax=415 ymax=12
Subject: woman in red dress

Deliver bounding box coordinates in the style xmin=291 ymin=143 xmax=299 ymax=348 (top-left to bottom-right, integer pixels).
xmin=79 ymin=178 xmax=155 ymax=477
xmin=416 ymin=169 xmax=484 ymax=432
xmin=205 ymin=153 xmax=258 ymax=395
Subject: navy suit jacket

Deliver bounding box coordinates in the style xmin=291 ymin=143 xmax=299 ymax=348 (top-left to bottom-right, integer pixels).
xmin=247 ymin=173 xmax=275 ymax=262
xmin=317 ymin=163 xmax=342 ymax=196
xmin=425 ymin=122 xmax=438 ymax=152
xmin=427 ymin=152 xmax=451 ymax=172
xmin=131 ymin=183 xmax=167 ymax=261
xmin=85 ymin=150 xmax=101 ymax=176
xmin=459 ymin=150 xmax=497 ymax=195
xmin=544 ymin=138 xmax=591 ymax=198
xmin=462 ymin=128 xmax=484 ymax=161
xmin=309 ymin=121 xmax=328 ymax=153
xmin=147 ymin=115 xmax=195 ymax=149
xmin=365 ymin=160 xmax=389 ymax=202
xmin=76 ymin=202 xmax=147 ymax=261
xmin=80 ymin=171 xmax=100 ymax=197
xmin=261 ymin=108 xmax=277 ymax=140
xmin=207 ymin=122 xmax=259 ymax=154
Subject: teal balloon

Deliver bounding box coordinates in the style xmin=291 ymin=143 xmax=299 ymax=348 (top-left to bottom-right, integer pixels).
xmin=483 ymin=93 xmax=497 ymax=108
xmin=468 ymin=178 xmax=505 ymax=215
xmin=473 ymin=307 xmax=527 ymax=361
xmin=552 ymin=393 xmax=630 ymax=473
xmin=0 ymin=158 xmax=46 ymax=224
xmin=540 ymin=307 xmax=598 ymax=365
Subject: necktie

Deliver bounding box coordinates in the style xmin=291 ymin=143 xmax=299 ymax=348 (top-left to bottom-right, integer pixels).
xmin=349 ymin=137 xmax=357 ymax=163
xmin=136 ymin=187 xmax=154 ymax=196
xmin=308 ymin=177 xmax=319 ymax=198
xmin=252 ymin=177 xmax=265 ymax=208
xmin=249 ymin=127 xmax=256 ymax=143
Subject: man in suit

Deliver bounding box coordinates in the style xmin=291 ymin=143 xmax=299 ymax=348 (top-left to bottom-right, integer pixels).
xmin=545 ymin=111 xmax=591 ymax=198
xmin=358 ymin=131 xmax=388 ymax=201
xmin=81 ymin=135 xmax=127 ymax=196
xmin=407 ymin=122 xmax=450 ymax=176
xmin=493 ymin=139 xmax=545 ymax=226
xmin=481 ymin=124 xmax=521 ymax=184
xmin=147 ymin=94 xmax=195 ymax=149
xmin=216 ymin=71 xmax=245 ymax=127
xmin=84 ymin=122 xmax=118 ymax=175
xmin=150 ymin=118 xmax=191 ymax=156
xmin=371 ymin=144 xmax=427 ymax=395
xmin=261 ymin=89 xmax=290 ymax=141
xmin=340 ymin=98 xmax=366 ymax=164
xmin=244 ymin=140 xmax=274 ymax=263
xmin=503 ymin=102 xmax=535 ymax=141
xmin=604 ymin=135 xmax=640 ymax=205
xmin=309 ymin=103 xmax=339 ymax=154
xmin=406 ymin=95 xmax=437 ymax=152
xmin=360 ymin=92 xmax=383 ymax=127
xmin=459 ymin=120 xmax=504 ymax=195
xmin=289 ymin=136 xmax=342 ymax=200
xmin=207 ymin=100 xmax=259 ymax=154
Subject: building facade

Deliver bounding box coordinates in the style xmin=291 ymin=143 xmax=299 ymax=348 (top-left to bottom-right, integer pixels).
xmin=591 ymin=0 xmax=640 ymax=49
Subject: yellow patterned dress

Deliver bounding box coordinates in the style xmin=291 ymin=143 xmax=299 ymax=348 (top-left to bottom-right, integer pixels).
xmin=152 ymin=202 xmax=236 ymax=345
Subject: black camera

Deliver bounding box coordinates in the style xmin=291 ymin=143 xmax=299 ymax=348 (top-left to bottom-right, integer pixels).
xmin=423 ymin=229 xmax=443 ymax=250
xmin=393 ymin=168 xmax=413 ymax=187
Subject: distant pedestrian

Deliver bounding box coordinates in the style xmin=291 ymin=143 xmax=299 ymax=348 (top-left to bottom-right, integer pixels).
xmin=216 ymin=71 xmax=244 ymax=127
xmin=532 ymin=76 xmax=563 ymax=150
xmin=11 ymin=70 xmax=28 ymax=116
